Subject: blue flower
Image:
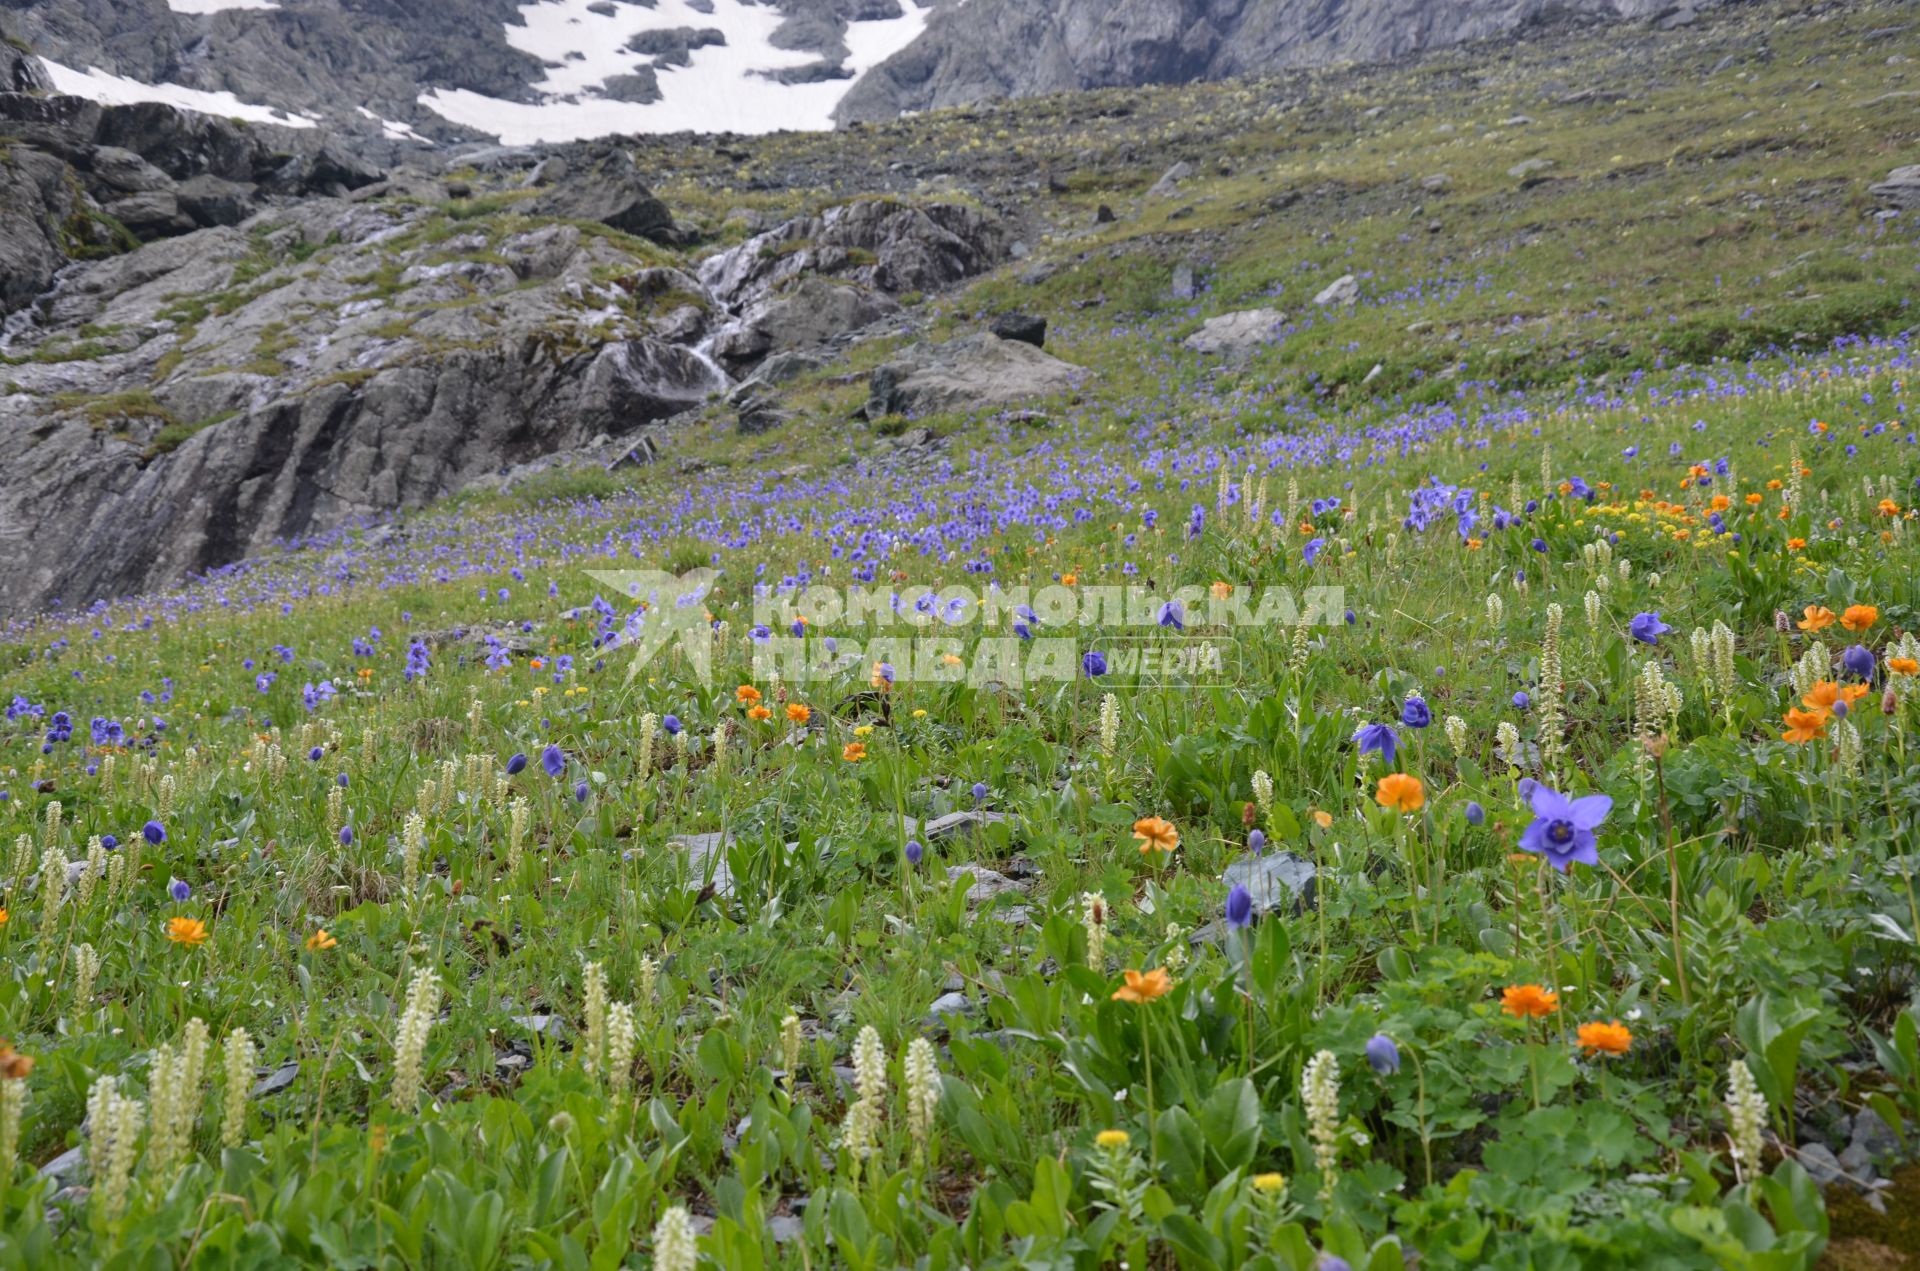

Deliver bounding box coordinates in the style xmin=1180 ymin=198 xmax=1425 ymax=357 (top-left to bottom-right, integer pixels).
xmin=339 ymin=825 xmax=353 ymax=846
xmin=1304 ymin=537 xmax=1327 ymax=566
xmin=1464 ymin=801 xmax=1485 ymax=826
xmin=1225 ymin=884 xmax=1253 ymax=929
xmin=1157 ymin=600 xmax=1185 ymax=630
xmin=505 ymin=752 xmax=528 ymax=776
xmin=971 ymin=782 xmax=989 ymax=804
xmin=1365 ymin=1033 xmax=1401 ymax=1075
xmin=905 ymin=839 xmax=924 ymax=866
xmin=1512 ymin=690 xmax=1531 ymax=710
xmin=1082 ymin=650 xmax=1108 ymax=677
xmin=541 ymin=744 xmax=565 ymax=778
xmin=1842 ymin=644 xmax=1876 ymax=681
xmin=1248 ymin=828 xmax=1266 ymax=854
xmin=1354 ymin=722 xmax=1398 ymax=766
xmin=1518 ymin=784 xmax=1612 ymax=872
xmin=143 ymin=820 xmax=166 ymax=846
xmin=1400 ymin=695 xmax=1431 ymax=729
xmin=1629 ymin=611 xmax=1671 ymax=645
xmin=663 ymin=714 xmax=682 ymax=736
xmin=168 ymin=877 xmax=192 ymax=902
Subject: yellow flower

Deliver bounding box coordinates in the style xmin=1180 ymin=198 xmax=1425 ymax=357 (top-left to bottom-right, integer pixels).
xmin=1252 ymin=1173 xmax=1287 ymax=1193
xmin=1111 ymin=968 xmax=1173 ymax=1004
xmin=305 ymin=929 xmax=338 ymax=951
xmin=166 ymin=916 xmax=209 ymax=948
xmin=1095 ymin=1129 xmax=1131 ymax=1150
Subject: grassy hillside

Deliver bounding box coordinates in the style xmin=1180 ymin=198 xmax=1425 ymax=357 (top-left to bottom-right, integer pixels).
xmin=1 ymin=0 xmax=1919 ymax=1267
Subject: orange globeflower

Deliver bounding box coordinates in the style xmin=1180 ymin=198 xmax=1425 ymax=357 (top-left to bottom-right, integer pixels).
xmin=1787 ymin=537 xmax=1806 ymax=550
xmin=747 ymin=705 xmax=771 ymax=722
xmin=0 ymin=1041 xmax=32 ymax=1080
xmin=842 ymin=742 xmax=867 ymax=763
xmin=1501 ymin=984 xmax=1560 ymax=1019
xmin=1879 ymin=499 xmax=1901 ymax=517
xmin=1803 ymin=681 xmax=1871 ymax=713
xmin=0 ymin=907 xmax=8 ymax=926
xmin=1312 ymin=809 xmax=1334 ymax=829
xmin=1112 ymin=968 xmax=1174 ymax=1004
xmin=1710 ymin=495 xmax=1731 ymax=512
xmin=1841 ymin=605 xmax=1879 ymax=632
xmin=735 ymin=684 xmax=763 ymax=704
xmin=1745 ymin=493 xmax=1764 ymax=506
xmin=1577 ymin=1020 xmax=1633 ymax=1056
xmin=1210 ymin=581 xmax=1233 ymax=600
xmin=1375 ymin=773 xmax=1425 ymax=813
xmin=1781 ymin=708 xmax=1829 ymax=744
xmin=305 ymin=929 xmax=338 ymax=951
xmin=1890 ymin=658 xmax=1920 ymax=677
xmin=166 ymin=916 xmax=209 ymax=947
xmin=1797 ymin=606 xmax=1835 ymax=632
xmin=786 ymin=703 xmax=812 ymax=724
xmin=1133 ymin=816 xmax=1180 ymax=855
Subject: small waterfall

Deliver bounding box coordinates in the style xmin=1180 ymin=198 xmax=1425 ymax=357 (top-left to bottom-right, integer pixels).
xmin=0 ymin=263 xmax=77 ymax=354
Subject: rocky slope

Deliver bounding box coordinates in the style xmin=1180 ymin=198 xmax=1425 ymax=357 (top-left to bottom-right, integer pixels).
xmin=835 ymin=0 xmax=1707 ymax=122
xmin=0 ymin=72 xmax=1009 ymax=613
xmin=8 ymin=0 xmax=1732 ymax=141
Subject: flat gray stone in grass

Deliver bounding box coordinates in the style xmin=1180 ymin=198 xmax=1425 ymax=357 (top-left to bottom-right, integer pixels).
xmin=902 ymin=810 xmax=1018 ymax=844
xmin=665 ymin=832 xmax=808 ymax=898
xmin=39 ymin=1147 xmax=85 ymax=1183
xmin=1191 ymin=851 xmax=1318 ymax=945
xmin=251 ymin=1062 xmax=299 ymax=1098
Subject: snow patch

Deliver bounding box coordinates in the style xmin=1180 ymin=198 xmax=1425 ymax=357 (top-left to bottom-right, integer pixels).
xmin=42 ymin=58 xmax=319 ymax=128
xmin=356 ymin=106 xmax=432 ymax=145
xmin=418 ymin=0 xmax=932 ymax=141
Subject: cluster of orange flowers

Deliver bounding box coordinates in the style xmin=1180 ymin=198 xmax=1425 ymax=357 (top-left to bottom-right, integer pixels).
xmin=1501 ymin=985 xmax=1632 ymax=1055
xmin=1795 ymin=604 xmax=1878 ymax=633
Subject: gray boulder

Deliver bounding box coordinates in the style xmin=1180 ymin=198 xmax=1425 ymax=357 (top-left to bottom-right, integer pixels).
xmin=1314 ymin=274 xmax=1360 ymax=306
xmin=864 ymin=333 xmax=1088 ymax=420
xmin=1183 ymin=308 xmax=1286 ymax=357
xmin=1870 ymin=165 xmax=1920 ymax=209
xmin=709 ymin=275 xmax=899 ymax=373
xmin=532 ymin=150 xmax=674 ymax=242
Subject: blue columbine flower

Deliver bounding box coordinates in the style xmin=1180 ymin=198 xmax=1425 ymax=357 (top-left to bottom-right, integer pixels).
xmin=1365 ymin=1033 xmax=1401 ymax=1075
xmin=541 ymin=744 xmax=565 ymax=778
xmin=1304 ymin=537 xmax=1327 ymax=565
xmin=1354 ymin=722 xmax=1398 ymax=766
xmin=1518 ymin=784 xmax=1613 ymax=872
xmin=1629 ymin=611 xmax=1671 ymax=645
xmin=1843 ymin=644 xmax=1876 ymax=681
xmin=143 ymin=820 xmax=166 ymax=845
xmin=168 ymin=877 xmax=191 ymax=902
xmin=1401 ymin=695 xmax=1431 ymax=729
xmin=1082 ymin=650 xmax=1107 ymax=677
xmin=1157 ymin=600 xmax=1185 ymax=630
xmin=1225 ymin=884 xmax=1253 ymax=929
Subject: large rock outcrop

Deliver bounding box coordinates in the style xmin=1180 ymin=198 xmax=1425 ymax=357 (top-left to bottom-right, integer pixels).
xmin=0 ymin=188 xmax=1009 ymax=614
xmin=835 ymin=0 xmax=1689 ymax=123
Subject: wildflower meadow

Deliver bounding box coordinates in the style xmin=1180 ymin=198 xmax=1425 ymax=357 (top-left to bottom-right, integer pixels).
xmin=3 ymin=4 xmax=1920 ymax=1264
